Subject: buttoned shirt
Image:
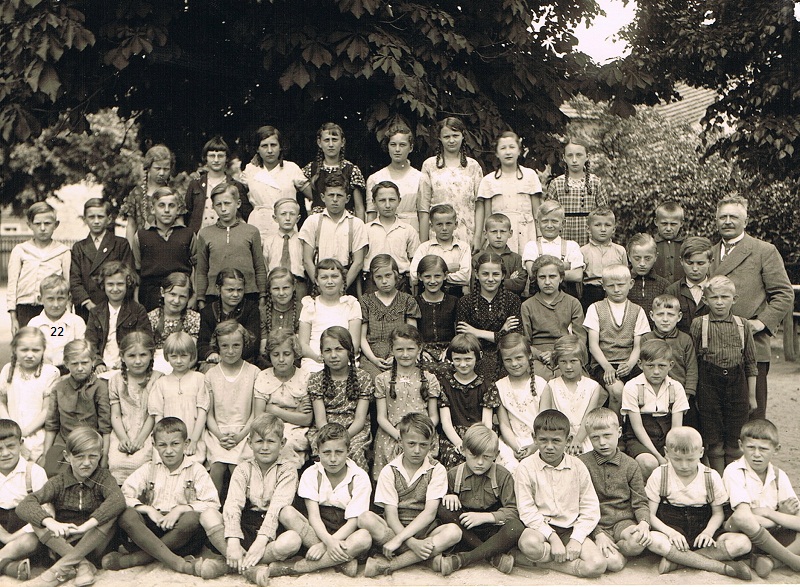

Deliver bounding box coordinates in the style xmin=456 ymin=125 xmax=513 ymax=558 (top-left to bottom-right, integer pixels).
xmin=621 ymin=373 xmax=690 ymax=417
xmin=690 ymin=312 xmax=757 ymax=375
xmin=298 ymin=210 xmax=368 ymax=267
xmin=122 ymin=457 xmax=219 ymax=514
xmin=365 ymin=218 xmax=419 ymax=274
xmin=580 ymin=240 xmax=627 ymax=285
xmin=522 ymin=236 xmax=585 ymax=269
xmin=723 ymin=457 xmax=797 ymax=510
xmin=645 ymin=462 xmax=727 ymax=507
xmin=0 ymin=458 xmax=47 ymax=510
xmin=410 ymin=239 xmax=471 ymax=286
xmin=298 ymin=459 xmax=371 ymax=519
xmin=446 ymin=463 xmax=518 ymax=524
xmin=374 ymin=454 xmax=447 ymax=508
xmin=45 ymin=374 xmax=111 ymax=439
xmin=263 ymin=229 xmax=304 ymax=277
xmin=28 ymin=311 xmax=86 ymax=367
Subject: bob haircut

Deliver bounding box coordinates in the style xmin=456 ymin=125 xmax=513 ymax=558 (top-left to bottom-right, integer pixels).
xmin=162 ymin=331 xmax=197 ymax=364
xmin=531 ymin=254 xmax=565 ymax=280
xmin=214 ymin=319 xmax=254 ymax=349
xmin=94 ymin=260 xmax=139 ymax=290
xmin=446 ymin=333 xmax=482 ymax=361
xmin=266 ymin=330 xmax=301 ymax=358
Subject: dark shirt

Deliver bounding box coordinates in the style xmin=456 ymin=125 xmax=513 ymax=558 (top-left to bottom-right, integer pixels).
xmin=446 ymin=462 xmax=518 ymax=524
xmin=415 ymin=294 xmax=457 ymax=345
xmin=690 ymin=313 xmax=757 ymax=376
xmin=642 ymin=328 xmax=698 ymax=395
xmin=472 ymin=246 xmax=527 ymax=296
xmin=627 ymin=272 xmax=670 ymax=327
xmin=45 ymin=374 xmax=112 ymax=441
xmin=653 ymin=234 xmax=685 ymax=284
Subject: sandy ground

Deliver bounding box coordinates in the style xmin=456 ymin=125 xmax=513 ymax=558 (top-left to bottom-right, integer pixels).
xmin=0 ymin=292 xmax=798 ymax=585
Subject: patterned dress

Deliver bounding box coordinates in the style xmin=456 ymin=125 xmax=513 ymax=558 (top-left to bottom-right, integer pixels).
xmin=547 ymin=376 xmax=601 ymax=454
xmin=418 ymin=157 xmax=483 ymax=245
xmin=477 ymin=166 xmax=543 ymax=255
xmin=494 ymin=374 xmax=545 ymax=473
xmin=360 ymin=292 xmax=420 ymax=379
xmin=545 ymin=174 xmax=607 ymax=245
xmin=438 ymin=373 xmax=499 ymax=468
xmin=148 ymin=307 xmax=201 ymax=375
xmin=302 ymin=160 xmax=366 ymax=214
xmin=254 ymin=366 xmax=311 ymax=469
xmin=204 ymin=362 xmax=259 ymax=464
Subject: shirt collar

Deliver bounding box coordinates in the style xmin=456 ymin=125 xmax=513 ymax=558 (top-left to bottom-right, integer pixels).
xmin=483 ymin=244 xmax=512 ymax=255
xmin=686 ymin=278 xmax=707 ymax=289
xmin=159 ymin=457 xmax=196 ymax=476
xmin=534 ymin=291 xmax=564 ymax=308
xmin=313 ymin=459 xmax=360 ymax=487
xmin=652 ymin=327 xmax=678 ymax=339
xmin=724 ymin=233 xmax=746 ymax=247
xmin=388 ymin=454 xmax=436 ymax=482
xmin=446 ymin=372 xmax=484 ymax=390
xmin=62 ymin=466 xmax=104 ymax=488
xmin=587 ymin=238 xmax=612 ymax=247
xmin=593 ymin=449 xmax=622 ymax=466
xmin=215 ymin=218 xmax=241 ymax=229
xmin=431 ymin=239 xmax=460 ymax=252
xmin=68 ymin=374 xmax=97 ymax=390
xmin=321 ymin=209 xmax=353 ymax=224
xmin=734 ymin=457 xmax=777 ymax=485
xmin=278 ymin=228 xmax=298 ymax=238
xmin=534 ymin=451 xmax=571 ymax=471
xmin=368 ymin=217 xmax=400 ymax=231
xmin=0 ymin=457 xmax=28 ymax=480
xmin=655 ymin=234 xmax=684 ymax=243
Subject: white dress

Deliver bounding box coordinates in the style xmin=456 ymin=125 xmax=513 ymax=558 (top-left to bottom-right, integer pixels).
xmin=418 ymin=157 xmax=483 ymax=244
xmin=477 ymin=166 xmax=542 ymax=256
xmin=299 ymin=295 xmax=362 ymax=373
xmin=548 ymin=376 xmax=600 ymax=454
xmin=494 ymin=374 xmax=546 ymax=474
xmin=204 ymin=362 xmax=259 ymax=464
xmin=241 ymin=161 xmax=307 ymax=242
xmin=366 ymin=166 xmax=423 ymax=232
xmin=254 ymin=366 xmax=311 ymax=468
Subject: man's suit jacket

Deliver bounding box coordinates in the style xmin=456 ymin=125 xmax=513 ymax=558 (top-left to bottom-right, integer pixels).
xmin=711 ymin=233 xmax=793 ymax=362
xmin=70 ymin=232 xmax=134 ymax=307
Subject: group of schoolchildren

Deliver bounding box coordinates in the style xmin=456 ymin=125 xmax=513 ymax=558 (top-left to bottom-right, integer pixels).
xmin=1 ymin=116 xmax=798 ymax=585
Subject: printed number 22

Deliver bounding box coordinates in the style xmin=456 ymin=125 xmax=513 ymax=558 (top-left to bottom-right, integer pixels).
xmin=50 ymin=326 xmax=64 ymax=337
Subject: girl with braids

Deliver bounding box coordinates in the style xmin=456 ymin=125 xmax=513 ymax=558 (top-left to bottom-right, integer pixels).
xmin=108 ymin=331 xmax=162 ymax=484
xmin=494 ymin=333 xmax=546 ymax=474
xmin=307 ymin=327 xmax=373 ymax=470
xmin=0 ymin=327 xmax=59 ymax=463
xmin=148 ymin=272 xmax=200 ymax=375
xmin=545 ymin=138 xmax=608 ymax=246
xmin=302 ymin=122 xmax=366 ymax=220
xmin=456 ymin=251 xmax=523 ymax=384
xmin=477 ymin=131 xmax=543 ymax=255
xmin=540 ymin=334 xmax=602 ymax=455
xmin=120 ymin=144 xmax=174 ymax=247
xmin=372 ymin=325 xmax=440 ymax=481
xmin=418 ymin=116 xmax=483 ymax=249
xmin=263 ymin=267 xmax=301 ymax=342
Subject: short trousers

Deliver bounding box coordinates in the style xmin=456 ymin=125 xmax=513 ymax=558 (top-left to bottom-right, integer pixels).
xmin=0 ymin=508 xmax=27 ymax=534
xmin=597 ymin=519 xmax=636 ymax=543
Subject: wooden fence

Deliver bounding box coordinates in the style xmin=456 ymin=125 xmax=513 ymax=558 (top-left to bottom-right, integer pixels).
xmin=0 ymin=236 xmax=79 ymax=282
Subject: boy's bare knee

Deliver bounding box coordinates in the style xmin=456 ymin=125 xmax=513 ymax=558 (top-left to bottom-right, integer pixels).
xmin=349 ymin=529 xmax=372 ymax=554
xmin=357 ymin=511 xmax=381 ymax=531
xmin=276 ymin=530 xmax=302 ymax=556
xmin=721 ymin=533 xmax=752 ymax=557
xmin=440 ymin=523 xmax=462 ymax=546
xmin=729 ymin=508 xmax=760 ymax=535
xmin=618 ymin=535 xmax=645 ymax=558
xmin=278 ymin=505 xmax=301 ymax=525
xmin=518 ymin=528 xmax=546 ymax=558
xmin=604 ymin=550 xmax=627 ymax=573
xmin=199 ymin=508 xmax=223 ymax=528
xmin=646 ymin=531 xmax=671 ymax=557
xmin=581 ymin=550 xmax=608 ymax=578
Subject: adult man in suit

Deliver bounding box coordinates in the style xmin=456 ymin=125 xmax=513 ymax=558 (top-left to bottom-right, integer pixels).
xmin=711 ymin=195 xmax=794 ymax=419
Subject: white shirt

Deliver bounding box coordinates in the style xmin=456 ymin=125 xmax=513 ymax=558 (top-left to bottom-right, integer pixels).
xmin=103 ymin=304 xmax=121 ymax=369
xmin=646 ymin=462 xmax=727 ymax=507
xmin=583 ymin=301 xmax=651 ymax=335
xmin=298 ymin=211 xmax=368 ymax=267
xmin=298 ymin=459 xmax=372 ymax=519
xmin=723 ymin=457 xmax=797 ymax=510
xmin=374 ymin=454 xmax=447 ymax=508
xmin=28 ymin=311 xmax=86 ymax=366
xmin=0 ymin=457 xmax=47 ymax=511
xmin=686 ymin=278 xmax=707 ymax=304
xmin=364 ymin=218 xmax=420 ymax=274
xmin=263 ymin=230 xmax=304 ymax=277
xmin=410 ymin=239 xmax=471 ymax=286
xmin=621 ymin=373 xmax=690 ymax=417
xmin=522 ymin=236 xmax=585 ymax=269
xmin=720 ymin=232 xmax=745 ymax=260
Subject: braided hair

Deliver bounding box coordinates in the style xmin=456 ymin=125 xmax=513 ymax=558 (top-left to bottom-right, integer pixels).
xmin=311 ymin=122 xmax=346 ymax=187
xmin=564 ymin=138 xmax=593 ymax=198
xmin=493 ymin=131 xmax=524 ymax=180
xmin=435 ymin=117 xmax=468 ymax=169
xmin=119 ymin=331 xmax=156 ymax=401
xmin=386 ymin=325 xmax=430 ymax=401
xmin=472 ymin=250 xmax=507 ymax=295
xmin=7 ymin=327 xmax=46 ymax=383
xmin=155 ymin=272 xmax=192 ymax=346
xmin=497 ymin=332 xmax=537 ymax=399
xmin=319 ymin=326 xmax=360 ymax=402
xmin=264 ymin=267 xmax=299 ymax=335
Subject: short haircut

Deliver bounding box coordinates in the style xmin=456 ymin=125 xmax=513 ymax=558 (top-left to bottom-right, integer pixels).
xmin=266 ymin=330 xmax=301 ymax=358
xmin=383 ymin=123 xmax=414 ymax=149
xmin=83 ymin=198 xmax=112 ymax=216
xmin=317 ymin=422 xmax=350 ymax=449
xmin=397 ymin=412 xmax=435 ymax=440
xmin=151 ymin=187 xmax=183 ymax=212
xmin=429 ymin=203 xmax=457 ymax=221
xmin=63 ymin=339 xmax=96 ymax=364
xmin=626 ymin=232 xmax=657 ymax=254
xmin=704 ymin=275 xmax=736 ymax=296
xmin=371 ymin=180 xmax=400 ymax=200
xmin=584 ymin=407 xmax=620 ymax=432
xmin=65 ymin=426 xmax=103 ymax=455
xmin=214 ymin=319 xmax=253 ymax=348
xmin=323 ymin=173 xmax=347 ymax=191
xmin=40 ymin=273 xmax=69 ymax=296
xmin=537 ymin=200 xmax=564 ymax=221
xmin=273 ymin=197 xmax=300 ymax=214
xmin=153 ymin=416 xmax=188 ymax=440
xmin=26 ymin=201 xmax=57 ymax=223
xmin=680 ymin=236 xmax=714 ymax=261
xmin=94 ymin=260 xmax=139 ymax=290
xmin=484 ymin=213 xmax=511 ymax=230
xmin=202 ymin=135 xmax=229 ymax=158
xmin=250 ymin=413 xmax=285 ymax=440
xmin=665 ymin=426 xmax=703 ymax=454
xmin=531 ymin=254 xmax=565 ymax=280
xmin=163 ymin=331 xmax=197 ymax=363
xmin=716 ymin=195 xmax=748 ymax=213
xmin=652 ymin=294 xmax=681 ymax=312
xmin=533 ymin=409 xmax=571 ymax=437
xmin=446 ymin=333 xmax=482 ymax=361
xmin=639 ymin=338 xmax=674 ymax=363
xmin=209 ymin=182 xmax=240 ymax=202
xmin=602 ymin=264 xmax=631 ymax=281
xmin=462 ymin=423 xmax=499 ymax=455
xmin=0 ymin=419 xmax=22 ymax=442
xmin=551 ymin=334 xmax=586 ymax=366
xmin=655 ymin=200 xmax=685 ymax=219
xmin=739 ymin=419 xmax=780 ymax=446
xmin=587 ymin=206 xmax=615 ymax=223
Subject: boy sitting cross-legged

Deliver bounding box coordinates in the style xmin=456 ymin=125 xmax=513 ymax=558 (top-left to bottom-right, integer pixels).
xmin=436 ymin=423 xmax=524 ymax=576
xmin=723 ymin=419 xmax=800 ymax=578
xmin=358 ymin=412 xmax=462 ymax=577
xmin=102 ymin=417 xmax=220 ymax=576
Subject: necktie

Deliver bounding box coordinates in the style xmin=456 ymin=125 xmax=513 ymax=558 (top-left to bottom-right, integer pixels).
xmin=722 ymin=240 xmax=737 ymax=259
xmin=280 ymin=234 xmax=291 ymax=269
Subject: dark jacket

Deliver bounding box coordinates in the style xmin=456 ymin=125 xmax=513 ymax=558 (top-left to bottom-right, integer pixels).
xmin=86 ymin=300 xmax=152 ymax=366
xmin=70 ymin=232 xmax=134 ymax=308
xmin=184 ymin=173 xmax=252 ymax=234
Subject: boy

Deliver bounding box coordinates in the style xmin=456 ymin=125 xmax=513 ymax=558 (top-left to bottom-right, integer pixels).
xmin=364 ymin=181 xmax=419 ymax=294
xmin=268 ymin=423 xmax=372 ymax=578
xmin=193 ymin=414 xmax=301 ymax=584
xmin=69 ymin=198 xmax=134 ymax=323
xmin=358 ymin=412 xmax=462 ymax=577
xmin=8 ymin=201 xmax=71 ymax=333
xmin=28 ymin=275 xmax=86 ymax=373
xmin=580 ymin=206 xmax=627 ymax=311
xmin=103 ymin=417 xmax=220 ymax=575
xmin=196 ymin=182 xmax=267 ymax=310
xmin=132 ymin=187 xmax=196 ymax=312
xmin=584 ymin=264 xmax=650 ymax=416
xmin=665 ymin=236 xmax=712 ymax=334
xmin=410 ymin=203 xmax=471 ymax=297
xmin=644 ymin=426 xmax=752 ymax=579
xmin=262 ymin=198 xmax=307 ymax=299
xmin=652 ymin=201 xmax=686 ymax=284
xmin=521 ymin=255 xmax=585 ymax=379
xmin=690 ymin=275 xmax=757 ymax=474
xmin=437 ymin=423 xmax=523 ymax=576
xmin=299 ymin=173 xmax=368 ymax=295
xmin=723 ymin=419 xmax=800 ymax=577
xmin=626 ymin=233 xmax=670 ymax=328
xmin=621 ymin=339 xmax=689 ymax=481
xmin=522 ymin=200 xmax=584 ymax=299
xmin=579 ymin=408 xmax=651 ymax=572
xmin=473 ymin=213 xmax=527 ymax=297
xmin=0 ymin=420 xmax=47 ymax=580
xmin=515 ymin=409 xmax=606 ymax=578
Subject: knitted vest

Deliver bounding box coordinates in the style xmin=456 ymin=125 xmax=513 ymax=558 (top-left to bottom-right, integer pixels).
xmin=393 ymin=466 xmax=434 ymax=525
xmin=595 ymin=300 xmax=640 ymax=364
xmin=138 ymin=226 xmax=193 ymax=280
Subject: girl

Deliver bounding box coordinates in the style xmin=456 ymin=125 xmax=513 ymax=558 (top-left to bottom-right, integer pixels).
xmin=85 ymin=261 xmax=151 ymax=375
xmin=254 ymin=331 xmax=313 ymax=469
xmin=120 ymin=144 xmax=174 ymax=247
xmin=494 ymin=333 xmax=546 ymax=474
xmin=0 ymin=327 xmax=60 ymax=463
xmin=298 ymin=259 xmax=362 ymax=373
xmin=241 ymin=125 xmax=312 ymax=241
xmin=108 ymin=331 xmax=162 ymax=485
xmin=373 ymin=324 xmax=440 ymax=480
xmin=365 ymin=123 xmax=422 ymax=231
xmin=418 ymin=117 xmax=483 ymax=249
xmin=438 ymin=333 xmax=498 ymax=468
xmin=148 ymin=332 xmax=209 ymax=464
xmin=198 ymin=268 xmax=261 ymax=368
xmin=545 ymin=138 xmax=608 ymax=246
xmin=477 ymin=131 xmax=543 ymax=255
xmin=42 ymin=340 xmax=111 ymax=477
xmin=148 ymin=272 xmax=200 ymax=374
xmin=308 ymin=327 xmax=373 ymax=470
xmin=414 ymin=254 xmax=458 ymax=362
xmin=540 ymin=334 xmax=602 ymax=455
xmin=456 ymin=252 xmax=523 ymax=384
xmin=359 ymin=254 xmax=420 ymax=380
xmin=204 ymin=321 xmax=259 ymax=495
xmin=303 ymin=122 xmax=366 ymax=219
xmin=17 ymin=427 xmax=125 ymax=587
xmin=263 ymin=267 xmax=301 ymax=340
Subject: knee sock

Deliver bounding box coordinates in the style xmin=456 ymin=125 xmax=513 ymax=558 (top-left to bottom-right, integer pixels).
xmin=696 ymin=540 xmax=732 ymax=561
xmin=387 ymin=549 xmax=423 ymax=572
xmin=289 ymin=516 xmax=322 ymax=549
xmin=205 ymin=524 xmax=227 ymax=555
xmin=664 ymin=546 xmax=734 ymax=576
xmin=120 ymin=514 xmax=194 ymax=573
xmin=436 ymin=506 xmax=482 ymax=549
xmin=41 ymin=526 xmax=110 ymax=570
xmin=748 ymin=526 xmax=800 ymax=572
xmin=259 ymin=540 xmax=296 ymax=565
xmin=459 ymin=518 xmax=525 ymax=568
xmin=371 ymin=524 xmax=395 ymax=547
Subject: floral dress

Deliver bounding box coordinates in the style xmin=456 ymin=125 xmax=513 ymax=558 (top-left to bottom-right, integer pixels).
xmin=360 ymin=292 xmax=420 ymax=379
xmin=302 ymin=160 xmax=366 ymax=214
xmin=308 ymin=368 xmax=373 ymax=470
xmin=254 ymin=366 xmax=311 ymax=468
xmin=477 ymin=166 xmax=542 ymax=255
xmin=418 ymin=157 xmax=483 ymax=245
xmin=437 ymin=373 xmax=499 ymax=468
xmin=148 ymin=307 xmax=201 ymax=375
xmin=494 ymin=374 xmax=546 ymax=474
xmin=120 ymin=185 xmax=155 ymax=231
